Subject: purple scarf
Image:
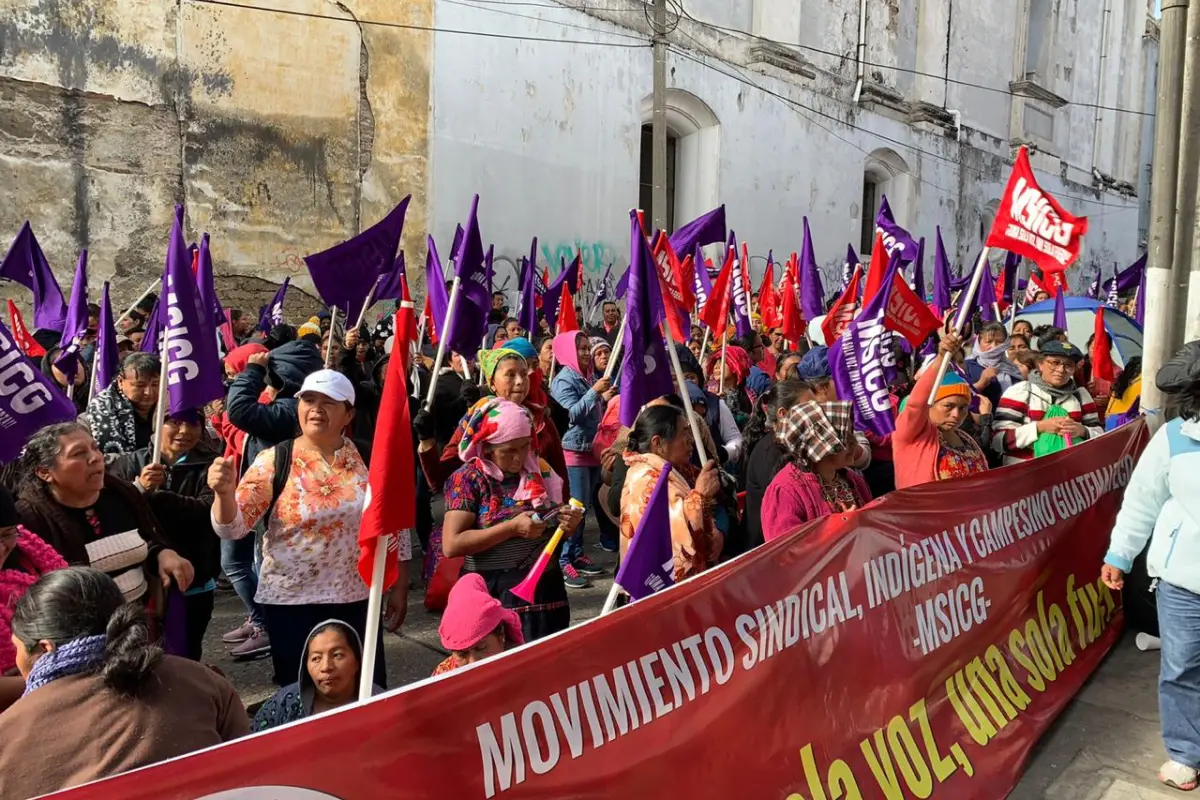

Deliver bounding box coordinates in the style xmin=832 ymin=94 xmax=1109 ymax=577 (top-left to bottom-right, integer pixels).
xmin=22 ymin=634 xmax=106 ymax=696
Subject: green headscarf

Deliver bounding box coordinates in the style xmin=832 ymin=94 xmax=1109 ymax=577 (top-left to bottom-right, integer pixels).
xmin=477 ymin=347 xmax=525 ymax=384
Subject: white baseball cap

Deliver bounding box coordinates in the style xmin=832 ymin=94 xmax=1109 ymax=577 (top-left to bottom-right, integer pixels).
xmin=298 ymin=369 xmax=356 ymax=405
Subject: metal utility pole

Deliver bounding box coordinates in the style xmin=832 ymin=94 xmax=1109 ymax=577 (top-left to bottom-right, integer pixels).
xmin=1178 ymin=0 xmax=1200 ymax=340
xmin=1143 ymin=0 xmax=1190 ymax=412
xmin=651 ymin=0 xmax=669 ymax=233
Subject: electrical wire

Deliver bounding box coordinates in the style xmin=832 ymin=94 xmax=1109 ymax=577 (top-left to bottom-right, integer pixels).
xmin=185 ymin=0 xmax=653 ymax=47
xmin=442 ymin=0 xmax=648 ymax=41
xmin=673 ymin=5 xmax=1154 ymax=119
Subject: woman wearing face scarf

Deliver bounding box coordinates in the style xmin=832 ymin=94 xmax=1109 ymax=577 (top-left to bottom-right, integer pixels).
xmin=549 ymin=331 xmax=614 ymax=589
xmin=761 ymin=401 xmax=873 ymax=543
xmin=441 ymin=399 xmax=582 ymax=642
xmin=416 ymin=343 xmax=567 ymax=492
xmin=964 ymin=322 xmax=1024 ymax=411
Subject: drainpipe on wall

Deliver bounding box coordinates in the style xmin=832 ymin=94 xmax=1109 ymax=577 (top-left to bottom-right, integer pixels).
xmin=853 ymin=0 xmax=868 ymax=103
xmin=946 ymin=109 xmax=963 ymax=140
xmin=1092 ymin=0 xmax=1113 ymax=171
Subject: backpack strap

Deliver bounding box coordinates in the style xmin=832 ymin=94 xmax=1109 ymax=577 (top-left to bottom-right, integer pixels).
xmin=262 ymin=438 xmax=295 ymax=528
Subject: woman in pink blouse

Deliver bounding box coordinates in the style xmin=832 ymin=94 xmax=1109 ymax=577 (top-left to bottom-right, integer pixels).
xmin=761 ymin=401 xmax=872 ymax=543
xmin=209 ymin=370 xmax=408 ymax=687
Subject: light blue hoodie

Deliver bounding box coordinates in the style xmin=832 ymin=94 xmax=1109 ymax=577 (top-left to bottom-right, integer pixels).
xmin=1106 ymin=417 xmax=1200 ymax=595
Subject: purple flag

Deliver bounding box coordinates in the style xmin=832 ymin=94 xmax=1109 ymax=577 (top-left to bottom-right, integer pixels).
xmin=1052 ymin=286 xmax=1068 ymax=329
xmin=591 ymin=262 xmax=614 ymax=313
xmin=518 ymin=237 xmax=538 ymax=334
xmin=1087 ymin=264 xmax=1102 ymax=300
xmin=0 ymin=318 xmax=77 ymax=460
xmin=449 ymin=224 xmax=465 ymax=266
xmin=692 ymin=243 xmax=713 ymax=318
xmin=1136 ymin=258 xmax=1146 ymax=326
xmin=304 ymin=197 xmax=409 ymax=322
xmin=829 ymin=251 xmax=902 ymax=437
xmin=163 ymin=587 xmax=190 ymax=657
xmin=0 ymin=223 xmax=68 ymax=332
xmin=620 ymin=211 xmax=674 ymax=428
xmin=424 ymin=235 xmax=450 ymax=338
xmin=163 ymin=206 xmax=224 ymax=415
xmin=375 ymin=254 xmax=406 ymax=303
xmin=975 ymin=261 xmax=997 ymax=323
xmin=1101 ymin=254 xmax=1146 ymax=296
xmin=932 ymin=227 xmax=953 ymax=315
xmin=615 ymin=463 xmax=676 ymax=601
xmin=875 ymin=196 xmax=919 ymax=263
xmin=800 ymin=218 xmax=825 ymax=321
xmin=615 ymin=262 xmax=631 ymax=300
xmin=912 ymin=237 xmax=927 ymax=302
xmin=667 ymin=205 xmax=726 ymax=259
xmin=1001 ymin=251 xmax=1020 ymax=305
xmin=1106 ymin=262 xmax=1120 ymax=309
xmin=93 ymin=282 xmax=119 ymax=398
xmin=728 ymin=232 xmax=753 ymax=337
xmin=54 ymin=251 xmax=88 ymax=383
xmin=196 ymin=234 xmax=225 ymax=330
xmin=543 ymin=253 xmax=582 ymax=333
xmin=442 ymin=196 xmax=491 ymax=354
xmin=139 ymin=291 xmax=164 ymax=354
xmin=259 ymin=278 xmax=290 ymax=333
xmin=842 ymin=245 xmax=859 ymax=293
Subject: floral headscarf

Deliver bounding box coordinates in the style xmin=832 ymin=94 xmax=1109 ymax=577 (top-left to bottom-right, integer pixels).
xmin=776 ymin=400 xmax=855 ymax=467
xmin=457 ymin=399 xmax=563 ymax=504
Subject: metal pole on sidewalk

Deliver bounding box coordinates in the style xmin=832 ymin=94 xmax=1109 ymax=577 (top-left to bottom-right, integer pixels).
xmin=1183 ymin=0 xmax=1200 ymax=342
xmin=651 ymin=0 xmax=669 ymax=233
xmin=1144 ymin=0 xmax=1190 ymax=412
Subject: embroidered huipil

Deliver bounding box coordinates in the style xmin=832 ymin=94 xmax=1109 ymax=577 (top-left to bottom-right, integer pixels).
xmin=212 ymin=439 xmax=369 ymax=605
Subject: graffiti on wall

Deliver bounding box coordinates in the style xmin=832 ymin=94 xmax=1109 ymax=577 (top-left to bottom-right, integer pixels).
xmin=539 ymin=239 xmax=619 ymax=281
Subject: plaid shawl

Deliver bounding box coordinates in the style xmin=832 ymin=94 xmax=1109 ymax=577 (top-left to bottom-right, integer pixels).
xmin=776 ymin=400 xmax=854 ymax=466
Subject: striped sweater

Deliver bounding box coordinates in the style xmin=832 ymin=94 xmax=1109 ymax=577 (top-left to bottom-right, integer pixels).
xmin=991 ymin=379 xmax=1104 ymax=465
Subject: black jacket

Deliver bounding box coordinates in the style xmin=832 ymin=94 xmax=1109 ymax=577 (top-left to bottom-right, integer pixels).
xmin=226 ymin=340 xmax=322 ymax=475
xmin=108 ymin=443 xmax=221 ymax=587
xmin=743 ymin=435 xmax=786 ymax=551
xmin=40 ymin=350 xmax=89 ymax=415
xmin=417 ymin=368 xmax=471 ymax=450
xmin=587 ymin=322 xmax=621 ymax=348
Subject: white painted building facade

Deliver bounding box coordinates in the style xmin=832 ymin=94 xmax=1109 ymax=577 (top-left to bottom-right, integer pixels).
xmin=427 ymin=0 xmax=1159 ymax=299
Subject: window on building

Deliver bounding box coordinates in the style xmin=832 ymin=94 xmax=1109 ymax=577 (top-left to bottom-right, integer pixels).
xmin=639 ymin=124 xmax=678 ymax=233
xmin=860 ymin=180 xmax=878 ymax=256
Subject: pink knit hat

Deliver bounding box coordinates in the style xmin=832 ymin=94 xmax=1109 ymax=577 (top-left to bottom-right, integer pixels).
xmin=439 ymin=574 xmax=525 ymax=652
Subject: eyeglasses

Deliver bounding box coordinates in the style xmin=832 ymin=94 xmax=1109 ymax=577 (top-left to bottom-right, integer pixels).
xmin=1042 ymin=359 xmax=1074 ymax=372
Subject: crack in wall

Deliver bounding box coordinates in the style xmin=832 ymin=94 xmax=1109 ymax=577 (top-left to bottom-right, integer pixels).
xmin=334 ymin=1 xmax=376 ymax=236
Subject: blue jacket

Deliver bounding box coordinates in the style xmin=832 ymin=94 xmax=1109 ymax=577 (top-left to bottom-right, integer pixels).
xmin=1106 ymin=417 xmax=1200 ymax=595
xmin=550 ymin=368 xmax=603 ymax=454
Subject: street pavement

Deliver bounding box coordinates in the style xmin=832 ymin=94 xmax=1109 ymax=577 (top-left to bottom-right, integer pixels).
xmin=203 ymin=526 xmax=1173 ymax=799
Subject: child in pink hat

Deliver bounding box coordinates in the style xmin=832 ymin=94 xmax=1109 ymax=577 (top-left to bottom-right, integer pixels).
xmin=432 ymin=573 xmax=525 ymax=675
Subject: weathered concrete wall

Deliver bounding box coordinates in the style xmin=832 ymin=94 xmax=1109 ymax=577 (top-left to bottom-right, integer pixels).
xmin=0 ymin=0 xmax=430 ymax=324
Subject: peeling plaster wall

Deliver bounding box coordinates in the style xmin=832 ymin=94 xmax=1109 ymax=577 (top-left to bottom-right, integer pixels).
xmin=0 ymin=0 xmax=430 ymax=322
xmin=431 ymin=0 xmax=1143 ymax=297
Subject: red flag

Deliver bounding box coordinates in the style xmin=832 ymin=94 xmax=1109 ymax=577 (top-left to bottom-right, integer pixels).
xmin=994 ymin=265 xmax=1009 ymax=313
xmin=398 ymin=274 xmax=419 ymax=343
xmin=422 ymin=294 xmax=439 ymax=346
xmin=700 ymin=246 xmax=736 ymax=333
xmin=358 ymin=300 xmax=417 ymax=591
xmin=557 ymin=280 xmax=579 ymax=333
xmin=987 ymin=146 xmax=1088 ymax=273
xmin=8 ymin=300 xmax=44 ymax=358
xmin=821 ymin=265 xmax=862 ymax=344
xmin=1091 ymin=308 xmax=1117 ymax=383
xmin=862 ymin=232 xmax=889 ymax=307
xmin=778 ymin=257 xmax=806 ymax=345
xmin=740 ymin=241 xmax=754 ymax=317
xmin=883 ymin=273 xmax=943 ymax=346
xmin=650 ymin=235 xmax=696 ymax=342
xmin=758 ymin=258 xmax=780 ymax=330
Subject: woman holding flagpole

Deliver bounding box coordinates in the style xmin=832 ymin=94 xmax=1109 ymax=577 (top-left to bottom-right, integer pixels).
xmin=621 ymin=405 xmax=723 ymax=581
xmin=440 ymin=399 xmax=581 ymax=642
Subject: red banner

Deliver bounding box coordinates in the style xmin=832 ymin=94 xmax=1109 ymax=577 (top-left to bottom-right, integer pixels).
xmin=55 ymin=423 xmax=1148 ymax=800
xmin=986 ymin=146 xmax=1088 ymax=273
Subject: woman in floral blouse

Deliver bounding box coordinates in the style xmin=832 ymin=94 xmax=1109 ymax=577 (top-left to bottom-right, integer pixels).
xmin=209 ymin=370 xmax=408 ymax=687
xmin=441 ymin=399 xmax=582 ymax=642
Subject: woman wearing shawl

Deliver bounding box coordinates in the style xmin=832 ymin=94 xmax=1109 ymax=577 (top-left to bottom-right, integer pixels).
xmin=432 ymin=572 xmax=525 ymax=675
xmin=441 ymin=399 xmax=582 ymax=642
xmin=964 ymin=322 xmax=1023 ymax=411
xmin=254 ymin=619 xmax=382 ymax=731
xmin=417 ymin=340 xmax=567 ymax=492
xmin=893 ymin=331 xmax=990 ymax=489
xmin=549 ymin=331 xmax=613 ymax=589
xmin=621 ymin=405 xmax=723 ymax=580
xmin=704 ymin=344 xmax=754 ymax=427
xmin=761 ymin=401 xmax=872 ymax=543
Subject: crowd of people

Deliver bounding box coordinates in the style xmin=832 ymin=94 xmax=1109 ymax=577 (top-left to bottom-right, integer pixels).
xmin=0 ymin=276 xmax=1155 ymax=798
